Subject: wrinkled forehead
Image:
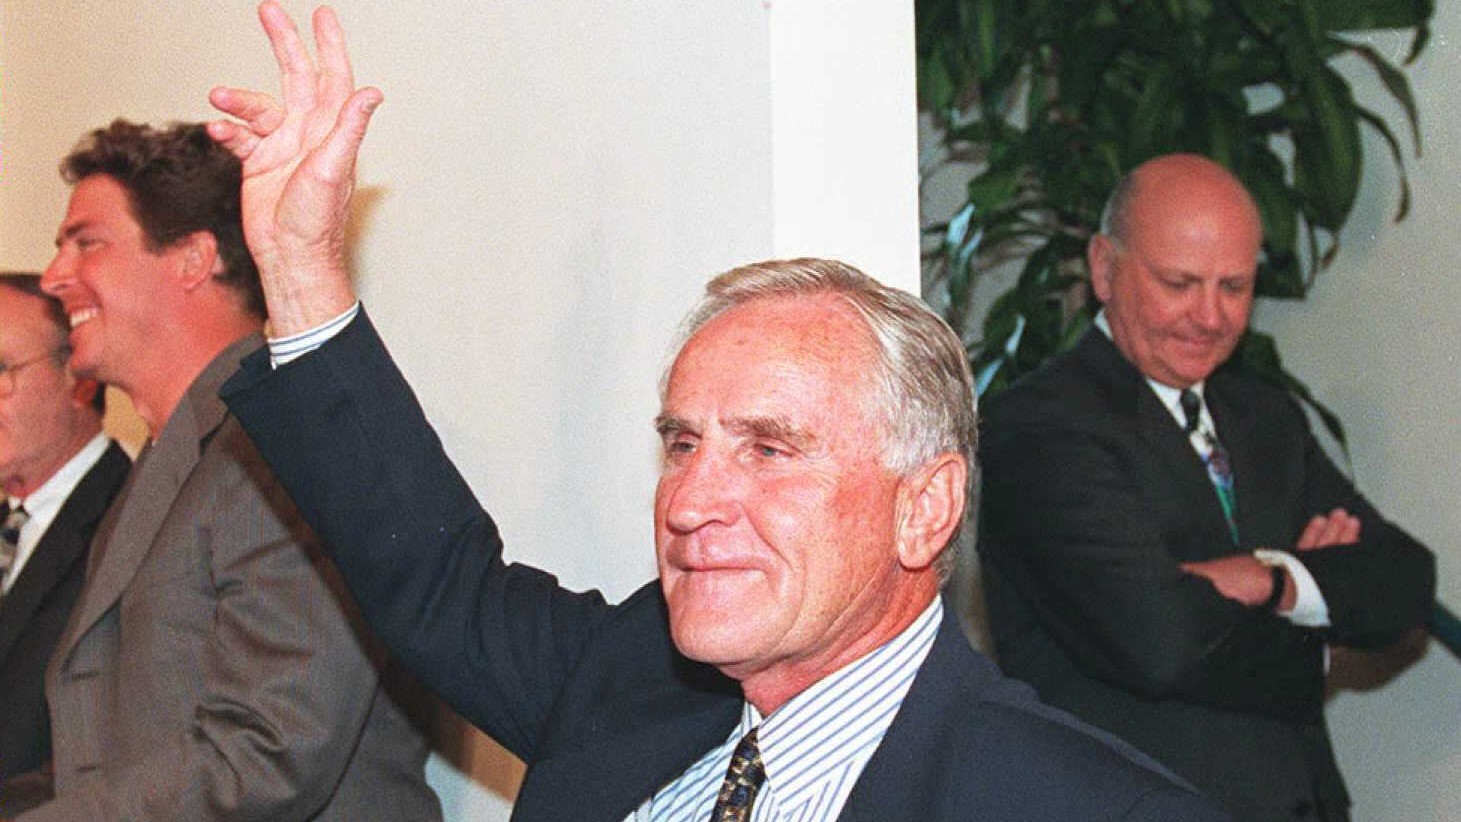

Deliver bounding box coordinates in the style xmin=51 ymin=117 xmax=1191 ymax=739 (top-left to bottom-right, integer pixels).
xmin=662 ymin=294 xmax=884 ymax=414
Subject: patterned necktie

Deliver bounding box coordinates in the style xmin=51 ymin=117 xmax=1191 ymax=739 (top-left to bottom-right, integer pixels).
xmin=0 ymin=502 xmax=30 ymax=595
xmin=708 ymin=727 xmax=766 ymax=822
xmin=1180 ymin=390 xmax=1238 ymax=543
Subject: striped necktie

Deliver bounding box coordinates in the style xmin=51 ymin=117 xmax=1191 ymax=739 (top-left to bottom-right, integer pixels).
xmin=709 ymin=727 xmax=766 ymax=822
xmin=1180 ymin=390 xmax=1238 ymax=543
xmin=0 ymin=502 xmax=30 ymax=595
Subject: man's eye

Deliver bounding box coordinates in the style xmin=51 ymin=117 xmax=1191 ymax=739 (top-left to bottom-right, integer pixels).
xmin=665 ymin=438 xmax=696 ymax=455
xmin=754 ymin=442 xmax=787 ymax=459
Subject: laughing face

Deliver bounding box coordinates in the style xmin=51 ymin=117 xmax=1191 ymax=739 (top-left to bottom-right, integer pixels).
xmin=43 ymin=174 xmax=181 ymax=392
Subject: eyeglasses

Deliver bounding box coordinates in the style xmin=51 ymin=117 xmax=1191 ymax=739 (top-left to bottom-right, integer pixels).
xmin=0 ymin=351 xmax=61 ymax=397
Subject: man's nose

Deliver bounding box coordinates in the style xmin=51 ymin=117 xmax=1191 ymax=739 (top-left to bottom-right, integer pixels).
xmin=41 ymin=252 xmax=73 ymax=296
xmin=1192 ymin=286 xmax=1225 ymax=331
xmin=662 ymin=447 xmax=741 ymax=533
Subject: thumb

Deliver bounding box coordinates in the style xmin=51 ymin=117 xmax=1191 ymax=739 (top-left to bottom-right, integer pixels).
xmin=315 ymin=87 xmax=383 ymax=185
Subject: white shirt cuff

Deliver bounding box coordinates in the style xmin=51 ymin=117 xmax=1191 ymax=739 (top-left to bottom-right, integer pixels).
xmin=1254 ymin=548 xmax=1331 ymax=628
xmin=267 ymin=302 xmax=361 ymax=368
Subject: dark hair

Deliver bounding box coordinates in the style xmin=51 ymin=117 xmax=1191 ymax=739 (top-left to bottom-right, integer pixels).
xmin=60 ymin=119 xmax=264 ymax=318
xmin=0 ymin=272 xmax=106 ymax=413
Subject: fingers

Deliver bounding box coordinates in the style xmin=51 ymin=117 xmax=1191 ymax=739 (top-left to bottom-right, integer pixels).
xmin=205 ymin=120 xmax=261 ymax=160
xmin=313 ymin=6 xmax=358 ymax=108
xmin=314 ymin=88 xmax=384 ymax=184
xmin=1295 ymin=515 xmax=1326 ymax=550
xmin=258 ymin=0 xmax=319 ymax=110
xmin=1295 ymin=508 xmax=1361 ymax=550
xmin=208 ymin=87 xmax=285 ymax=136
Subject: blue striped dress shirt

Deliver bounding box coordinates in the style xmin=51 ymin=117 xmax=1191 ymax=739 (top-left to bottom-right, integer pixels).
xmin=630 ymin=598 xmax=942 ymax=822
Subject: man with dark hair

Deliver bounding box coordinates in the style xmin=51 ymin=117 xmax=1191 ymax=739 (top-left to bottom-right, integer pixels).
xmin=0 ymin=274 xmax=128 ymax=810
xmin=196 ymin=5 xmax=1233 ymax=820
xmin=979 ymin=154 xmax=1435 ymax=821
xmin=2 ymin=120 xmax=441 ymax=821
xmin=58 ymin=119 xmax=265 ymax=319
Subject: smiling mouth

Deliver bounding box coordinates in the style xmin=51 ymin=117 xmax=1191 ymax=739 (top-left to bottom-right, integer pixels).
xmin=68 ymin=308 xmax=99 ymax=328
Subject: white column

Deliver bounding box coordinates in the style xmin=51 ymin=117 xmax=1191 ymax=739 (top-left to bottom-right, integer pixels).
xmin=766 ymin=0 xmax=920 ymax=291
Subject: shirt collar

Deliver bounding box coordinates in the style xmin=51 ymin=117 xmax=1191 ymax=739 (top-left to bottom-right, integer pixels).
xmin=8 ymin=432 xmax=111 ymax=515
xmin=1094 ymin=309 xmax=1206 ymax=430
xmin=3 ymin=432 xmax=112 ymax=594
xmin=739 ymin=597 xmax=943 ymax=809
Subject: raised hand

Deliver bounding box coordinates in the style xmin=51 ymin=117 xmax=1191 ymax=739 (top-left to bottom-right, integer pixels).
xmin=208 ymin=1 xmax=382 ymax=334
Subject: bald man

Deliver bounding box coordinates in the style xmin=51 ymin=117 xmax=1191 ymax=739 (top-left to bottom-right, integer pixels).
xmin=978 ymin=154 xmax=1435 ymax=822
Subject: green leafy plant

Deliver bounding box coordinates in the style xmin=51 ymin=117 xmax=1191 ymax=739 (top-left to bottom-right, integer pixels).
xmin=917 ymin=0 xmax=1432 ymax=444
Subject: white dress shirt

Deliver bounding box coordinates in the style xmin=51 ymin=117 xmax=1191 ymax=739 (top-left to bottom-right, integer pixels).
xmin=629 ymin=598 xmax=942 ymax=822
xmin=1094 ymin=311 xmax=1329 ymax=627
xmin=3 ymin=432 xmax=112 ymax=595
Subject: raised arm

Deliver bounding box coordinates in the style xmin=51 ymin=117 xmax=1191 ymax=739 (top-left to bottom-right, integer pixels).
xmin=208 ymin=1 xmax=380 ymax=334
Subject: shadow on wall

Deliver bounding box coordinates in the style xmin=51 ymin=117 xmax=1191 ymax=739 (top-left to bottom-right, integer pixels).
xmin=428 ymin=707 xmax=527 ymax=802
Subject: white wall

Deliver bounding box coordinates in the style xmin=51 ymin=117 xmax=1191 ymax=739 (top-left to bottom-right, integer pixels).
xmin=0 ymin=1 xmax=917 ymax=818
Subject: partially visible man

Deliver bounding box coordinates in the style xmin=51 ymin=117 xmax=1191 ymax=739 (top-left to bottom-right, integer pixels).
xmin=7 ymin=120 xmax=441 ymax=821
xmin=0 ymin=274 xmax=129 ymax=809
xmin=979 ymin=153 xmax=1436 ymax=822
xmin=199 ymin=5 xmax=1232 ymax=820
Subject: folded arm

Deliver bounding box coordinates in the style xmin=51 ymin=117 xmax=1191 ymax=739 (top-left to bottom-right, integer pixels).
xmin=981 ymin=422 xmax=1324 ymax=721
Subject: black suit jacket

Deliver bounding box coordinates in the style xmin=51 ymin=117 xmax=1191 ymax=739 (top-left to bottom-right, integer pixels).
xmin=0 ymin=442 xmax=129 ymax=785
xmin=220 ymin=311 xmax=1233 ymax=821
xmin=979 ymin=329 xmax=1436 ymax=822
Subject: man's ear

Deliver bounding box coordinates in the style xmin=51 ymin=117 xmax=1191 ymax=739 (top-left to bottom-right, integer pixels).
xmin=894 ymin=452 xmax=968 ymax=572
xmin=176 ymin=231 xmax=222 ymax=291
xmin=1088 ymin=233 xmax=1117 ymax=304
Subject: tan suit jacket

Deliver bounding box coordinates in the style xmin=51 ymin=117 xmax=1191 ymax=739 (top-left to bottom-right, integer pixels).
xmin=19 ymin=335 xmax=441 ymax=822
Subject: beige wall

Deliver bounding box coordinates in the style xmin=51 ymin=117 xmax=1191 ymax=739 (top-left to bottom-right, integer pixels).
xmin=0 ymin=1 xmax=916 ymax=818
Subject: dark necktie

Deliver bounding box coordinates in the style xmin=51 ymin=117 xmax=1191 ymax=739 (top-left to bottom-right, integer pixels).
xmin=0 ymin=502 xmax=30 ymax=596
xmin=1180 ymin=389 xmax=1238 ymax=543
xmin=709 ymin=727 xmax=767 ymax=822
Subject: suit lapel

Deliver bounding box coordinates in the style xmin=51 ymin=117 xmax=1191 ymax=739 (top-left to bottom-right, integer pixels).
xmin=836 ymin=604 xmax=989 ymax=822
xmin=0 ymin=531 xmax=85 ymax=667
xmin=513 ymin=684 xmax=740 ymax=820
xmin=62 ymin=421 xmax=199 ymax=657
xmin=0 ymin=444 xmax=129 ymax=665
xmin=1072 ymin=332 xmax=1232 ymax=550
xmin=1132 ymin=387 xmax=1237 ymax=549
xmin=56 ymin=336 xmax=258 ymax=666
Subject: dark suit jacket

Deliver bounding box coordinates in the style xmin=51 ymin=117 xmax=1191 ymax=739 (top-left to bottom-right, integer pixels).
xmin=0 ymin=442 xmax=129 ymax=787
xmin=16 ymin=335 xmax=440 ymax=822
xmin=221 ymin=310 xmax=1233 ymax=821
xmin=979 ymin=329 xmax=1436 ymax=822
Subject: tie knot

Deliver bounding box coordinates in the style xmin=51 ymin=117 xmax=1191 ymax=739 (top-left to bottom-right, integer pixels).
xmin=2 ymin=503 xmax=29 ymax=537
xmin=1 ymin=503 xmax=27 ymax=582
xmin=1179 ymin=389 xmax=1202 ymax=434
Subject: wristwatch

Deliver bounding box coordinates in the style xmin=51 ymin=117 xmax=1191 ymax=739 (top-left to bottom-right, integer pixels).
xmin=1261 ymin=563 xmax=1287 ymax=612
